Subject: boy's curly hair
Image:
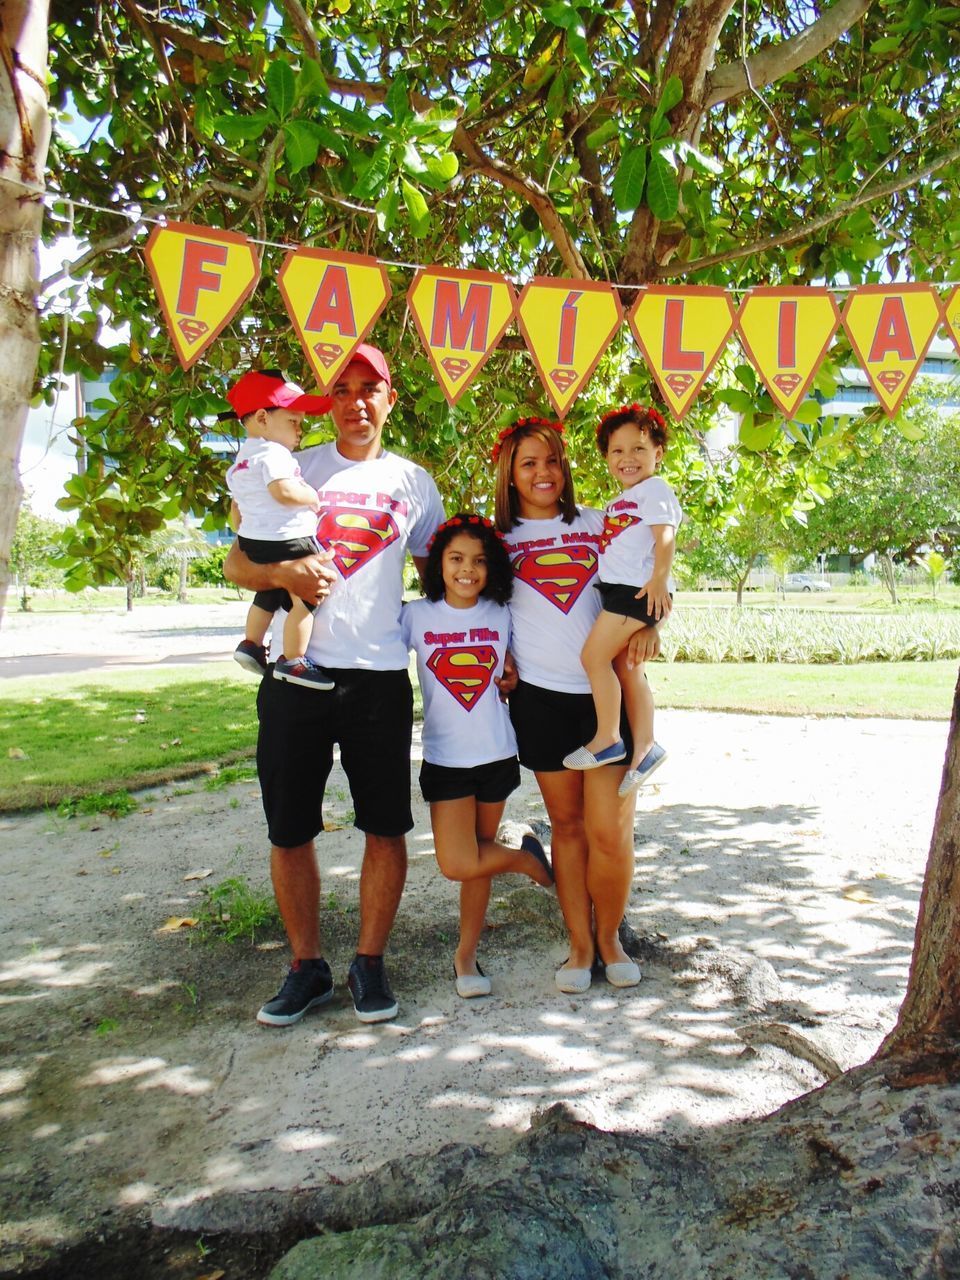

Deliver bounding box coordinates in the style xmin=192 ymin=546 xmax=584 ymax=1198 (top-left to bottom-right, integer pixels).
xmin=422 ymin=514 xmax=513 ymax=605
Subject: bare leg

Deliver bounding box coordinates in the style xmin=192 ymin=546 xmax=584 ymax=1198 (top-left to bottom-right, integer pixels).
xmin=583 ymin=768 xmax=636 ymax=967
xmin=356 ymin=834 xmax=407 ymax=954
xmin=535 ymin=770 xmax=594 ymax=971
xmin=245 ymin=602 xmax=274 ymax=646
xmin=430 ymin=797 xmax=552 ymax=885
xmin=614 ymin=650 xmax=654 ymax=771
xmin=271 ymin=841 xmax=321 ymax=959
xmin=282 ymin=598 xmax=314 ymax=661
xmin=580 ymin=611 xmax=647 ymax=754
xmin=454 ymin=799 xmax=504 ymax=976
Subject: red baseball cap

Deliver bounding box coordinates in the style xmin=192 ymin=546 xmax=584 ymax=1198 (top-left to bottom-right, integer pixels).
xmin=340 ymin=343 xmax=392 ymax=389
xmin=224 ymin=371 xmax=332 ymax=420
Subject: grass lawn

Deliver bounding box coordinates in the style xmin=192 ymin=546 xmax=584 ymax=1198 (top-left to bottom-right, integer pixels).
xmin=651 ymin=659 xmax=958 ymax=720
xmin=1 ymin=657 xmax=956 ymax=812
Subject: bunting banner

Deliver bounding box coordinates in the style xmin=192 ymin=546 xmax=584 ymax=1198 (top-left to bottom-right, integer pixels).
xmin=841 ymin=284 xmax=944 ymax=417
xmin=407 ymin=267 xmax=517 ymax=407
xmin=143 ymin=222 xmax=958 ymax=422
xmin=628 ymin=287 xmax=736 ymax=421
xmin=943 ymin=286 xmax=960 ymax=361
xmin=144 ymin=222 xmax=260 ymax=371
xmin=277 ymin=248 xmax=392 ymax=389
xmin=516 ymin=278 xmax=623 ymax=418
xmin=735 ymin=287 xmax=841 ymax=420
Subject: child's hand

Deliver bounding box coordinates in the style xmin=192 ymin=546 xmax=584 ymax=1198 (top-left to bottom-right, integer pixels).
xmin=636 ymin=574 xmax=672 ymax=621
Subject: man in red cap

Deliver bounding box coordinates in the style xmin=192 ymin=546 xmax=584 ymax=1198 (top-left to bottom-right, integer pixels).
xmin=225 ymin=370 xmax=335 ymax=690
xmin=225 ymin=344 xmax=445 ymax=1028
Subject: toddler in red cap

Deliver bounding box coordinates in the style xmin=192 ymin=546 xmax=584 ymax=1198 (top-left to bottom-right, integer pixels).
xmin=224 ymin=369 xmax=335 ymax=690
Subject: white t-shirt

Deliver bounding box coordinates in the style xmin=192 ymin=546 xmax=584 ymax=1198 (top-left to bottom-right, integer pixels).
xmin=226 ymin=438 xmax=317 ymax=541
xmin=291 ymin=442 xmax=445 ymax=670
xmin=598 ymin=476 xmax=682 ymax=589
xmin=401 ymin=597 xmax=517 ymax=768
xmin=501 ymin=509 xmax=604 ymax=694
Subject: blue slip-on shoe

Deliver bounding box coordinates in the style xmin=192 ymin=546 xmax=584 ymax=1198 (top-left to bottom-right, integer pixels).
xmin=562 ymin=739 xmax=627 ymax=770
xmin=618 ymin=743 xmax=667 ymax=797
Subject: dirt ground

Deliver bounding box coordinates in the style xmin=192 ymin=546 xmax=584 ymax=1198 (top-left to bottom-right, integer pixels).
xmin=0 ymin=604 xmax=952 ymax=1274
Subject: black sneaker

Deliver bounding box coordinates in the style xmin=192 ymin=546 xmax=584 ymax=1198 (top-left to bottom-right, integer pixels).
xmin=234 ymin=639 xmax=268 ymax=676
xmin=273 ymin=656 xmax=335 ymax=691
xmin=347 ymin=955 xmax=398 ymax=1024
xmin=256 ymin=958 xmax=334 ymax=1027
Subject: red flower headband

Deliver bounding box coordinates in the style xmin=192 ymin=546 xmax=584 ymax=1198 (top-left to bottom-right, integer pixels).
xmin=491 ymin=416 xmax=565 ymax=464
xmin=427 ymin=513 xmax=504 ymax=551
xmin=596 ymin=403 xmax=667 ymax=437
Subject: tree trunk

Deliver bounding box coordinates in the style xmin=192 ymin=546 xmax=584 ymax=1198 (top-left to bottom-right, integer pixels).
xmin=878 ymin=551 xmax=899 ymax=604
xmin=0 ymin=0 xmax=51 ymax=630
xmin=876 ymin=666 xmax=960 ymax=1071
xmin=177 ymin=512 xmax=190 ymax=602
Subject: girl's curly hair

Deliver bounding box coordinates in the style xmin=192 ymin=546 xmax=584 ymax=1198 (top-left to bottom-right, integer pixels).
xmin=596 ymin=403 xmax=669 ymax=454
xmin=422 ymin=514 xmax=513 ymax=605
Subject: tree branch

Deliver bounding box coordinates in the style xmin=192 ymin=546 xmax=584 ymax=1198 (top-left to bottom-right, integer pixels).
xmin=654 ymin=141 xmax=960 ymax=279
xmin=40 ymin=220 xmax=146 ymax=293
xmin=706 ymin=0 xmax=872 ymax=109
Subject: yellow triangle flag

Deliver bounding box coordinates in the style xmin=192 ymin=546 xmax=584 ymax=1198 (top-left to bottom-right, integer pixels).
xmin=628 ymin=287 xmax=735 ymax=420
xmin=407 ymin=268 xmax=517 ymax=406
xmin=516 ymin=278 xmax=623 ymax=418
xmin=943 ymin=286 xmax=960 ymax=360
xmin=841 ymin=285 xmax=944 ymax=417
xmin=143 ymin=223 xmax=260 ymax=371
xmin=736 ymin=287 xmax=841 ymax=419
xmin=278 ymin=249 xmax=392 ymax=389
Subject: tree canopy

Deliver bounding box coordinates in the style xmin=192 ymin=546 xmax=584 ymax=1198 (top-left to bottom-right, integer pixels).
xmin=38 ymin=0 xmax=960 ymax=582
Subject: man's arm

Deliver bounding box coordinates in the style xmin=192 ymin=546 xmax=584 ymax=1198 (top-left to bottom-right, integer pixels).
xmin=223 ymin=540 xmax=336 ymax=607
xmin=624 ymin=624 xmax=661 ymax=670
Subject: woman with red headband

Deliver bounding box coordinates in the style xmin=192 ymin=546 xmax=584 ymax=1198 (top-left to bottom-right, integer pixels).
xmin=492 ymin=417 xmax=658 ymax=992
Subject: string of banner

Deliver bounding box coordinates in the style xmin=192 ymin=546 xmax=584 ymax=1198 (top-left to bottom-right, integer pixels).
xmin=144 ymin=220 xmax=960 ymax=422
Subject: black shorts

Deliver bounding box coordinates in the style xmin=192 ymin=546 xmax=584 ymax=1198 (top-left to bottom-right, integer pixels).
xmin=509 ymin=678 xmax=633 ymax=773
xmin=419 ymin=756 xmax=521 ymax=804
xmin=256 ymin=667 xmax=414 ymax=846
xmin=594 ymin=581 xmax=669 ymax=627
xmin=239 ymin=534 xmax=319 ymax=616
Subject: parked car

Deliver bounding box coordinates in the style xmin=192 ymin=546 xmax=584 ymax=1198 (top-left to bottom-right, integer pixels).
xmin=782 ymin=573 xmax=831 ymax=592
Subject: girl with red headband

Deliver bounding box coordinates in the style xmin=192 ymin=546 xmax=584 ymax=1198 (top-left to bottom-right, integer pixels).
xmin=401 ymin=513 xmax=554 ymax=999
xmin=562 ymin=405 xmax=681 ymax=795
xmin=493 ymin=416 xmax=657 ymax=992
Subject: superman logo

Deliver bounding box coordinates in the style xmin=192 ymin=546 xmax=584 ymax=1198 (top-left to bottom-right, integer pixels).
xmin=599 ymin=512 xmax=638 ymax=552
xmin=441 ymin=356 xmax=471 ymax=381
xmin=511 ymin=546 xmax=597 ymax=614
xmin=312 ymin=340 xmax=343 ymax=368
xmin=773 ymin=373 xmax=802 ymax=395
xmin=665 ymin=372 xmax=695 ymax=396
xmin=550 ymin=367 xmax=577 ymax=392
xmin=878 ymin=369 xmax=904 ymax=393
xmin=316 ymin=507 xmax=400 ymax=578
xmin=426 ymin=646 xmax=498 ymax=710
xmin=178 ymin=318 xmax=208 ymax=341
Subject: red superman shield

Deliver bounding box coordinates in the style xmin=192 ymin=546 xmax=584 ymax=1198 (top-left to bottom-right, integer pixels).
xmin=426 ymin=646 xmax=498 ymax=710
xmin=511 ymin=546 xmax=597 ymax=615
xmin=599 ymin=512 xmax=637 ymax=553
xmin=316 ymin=507 xmax=400 ymax=578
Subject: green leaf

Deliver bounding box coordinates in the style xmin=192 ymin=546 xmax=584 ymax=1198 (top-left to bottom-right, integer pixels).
xmin=646 ymin=150 xmax=679 ymax=220
xmin=423 ymin=150 xmax=459 ymax=183
xmin=612 ymin=145 xmax=648 ymax=213
xmin=402 ymin=141 xmax=427 ymax=175
xmin=718 ymin=388 xmax=754 ymax=414
xmin=543 ymin=3 xmax=580 ymax=29
xmin=297 ymin=59 xmax=328 ymax=103
xmin=265 ymin=61 xmax=297 ymax=120
xmin=650 ymin=74 xmax=683 ymax=138
xmin=869 ymin=35 xmax=901 ymax=53
xmin=584 ymin=117 xmax=619 ymax=150
xmin=791 ymin=400 xmax=822 ymax=425
xmin=213 ymin=112 xmax=274 ymax=142
xmin=282 ymin=121 xmax=321 ymax=174
xmin=386 ymin=73 xmax=411 ymax=123
xmin=401 ymin=178 xmax=431 ymax=237
xmin=376 ymin=183 xmax=401 ymax=232
xmin=739 ymin=418 xmax=780 ymax=451
xmin=897 ymin=418 xmax=926 ymax=441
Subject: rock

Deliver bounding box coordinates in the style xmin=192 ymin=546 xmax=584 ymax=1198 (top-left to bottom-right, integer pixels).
xmin=267 ymin=1063 xmax=960 ymax=1279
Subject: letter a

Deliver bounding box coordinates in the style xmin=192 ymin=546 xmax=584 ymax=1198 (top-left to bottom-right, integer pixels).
xmin=305 ymin=265 xmax=358 ymax=337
